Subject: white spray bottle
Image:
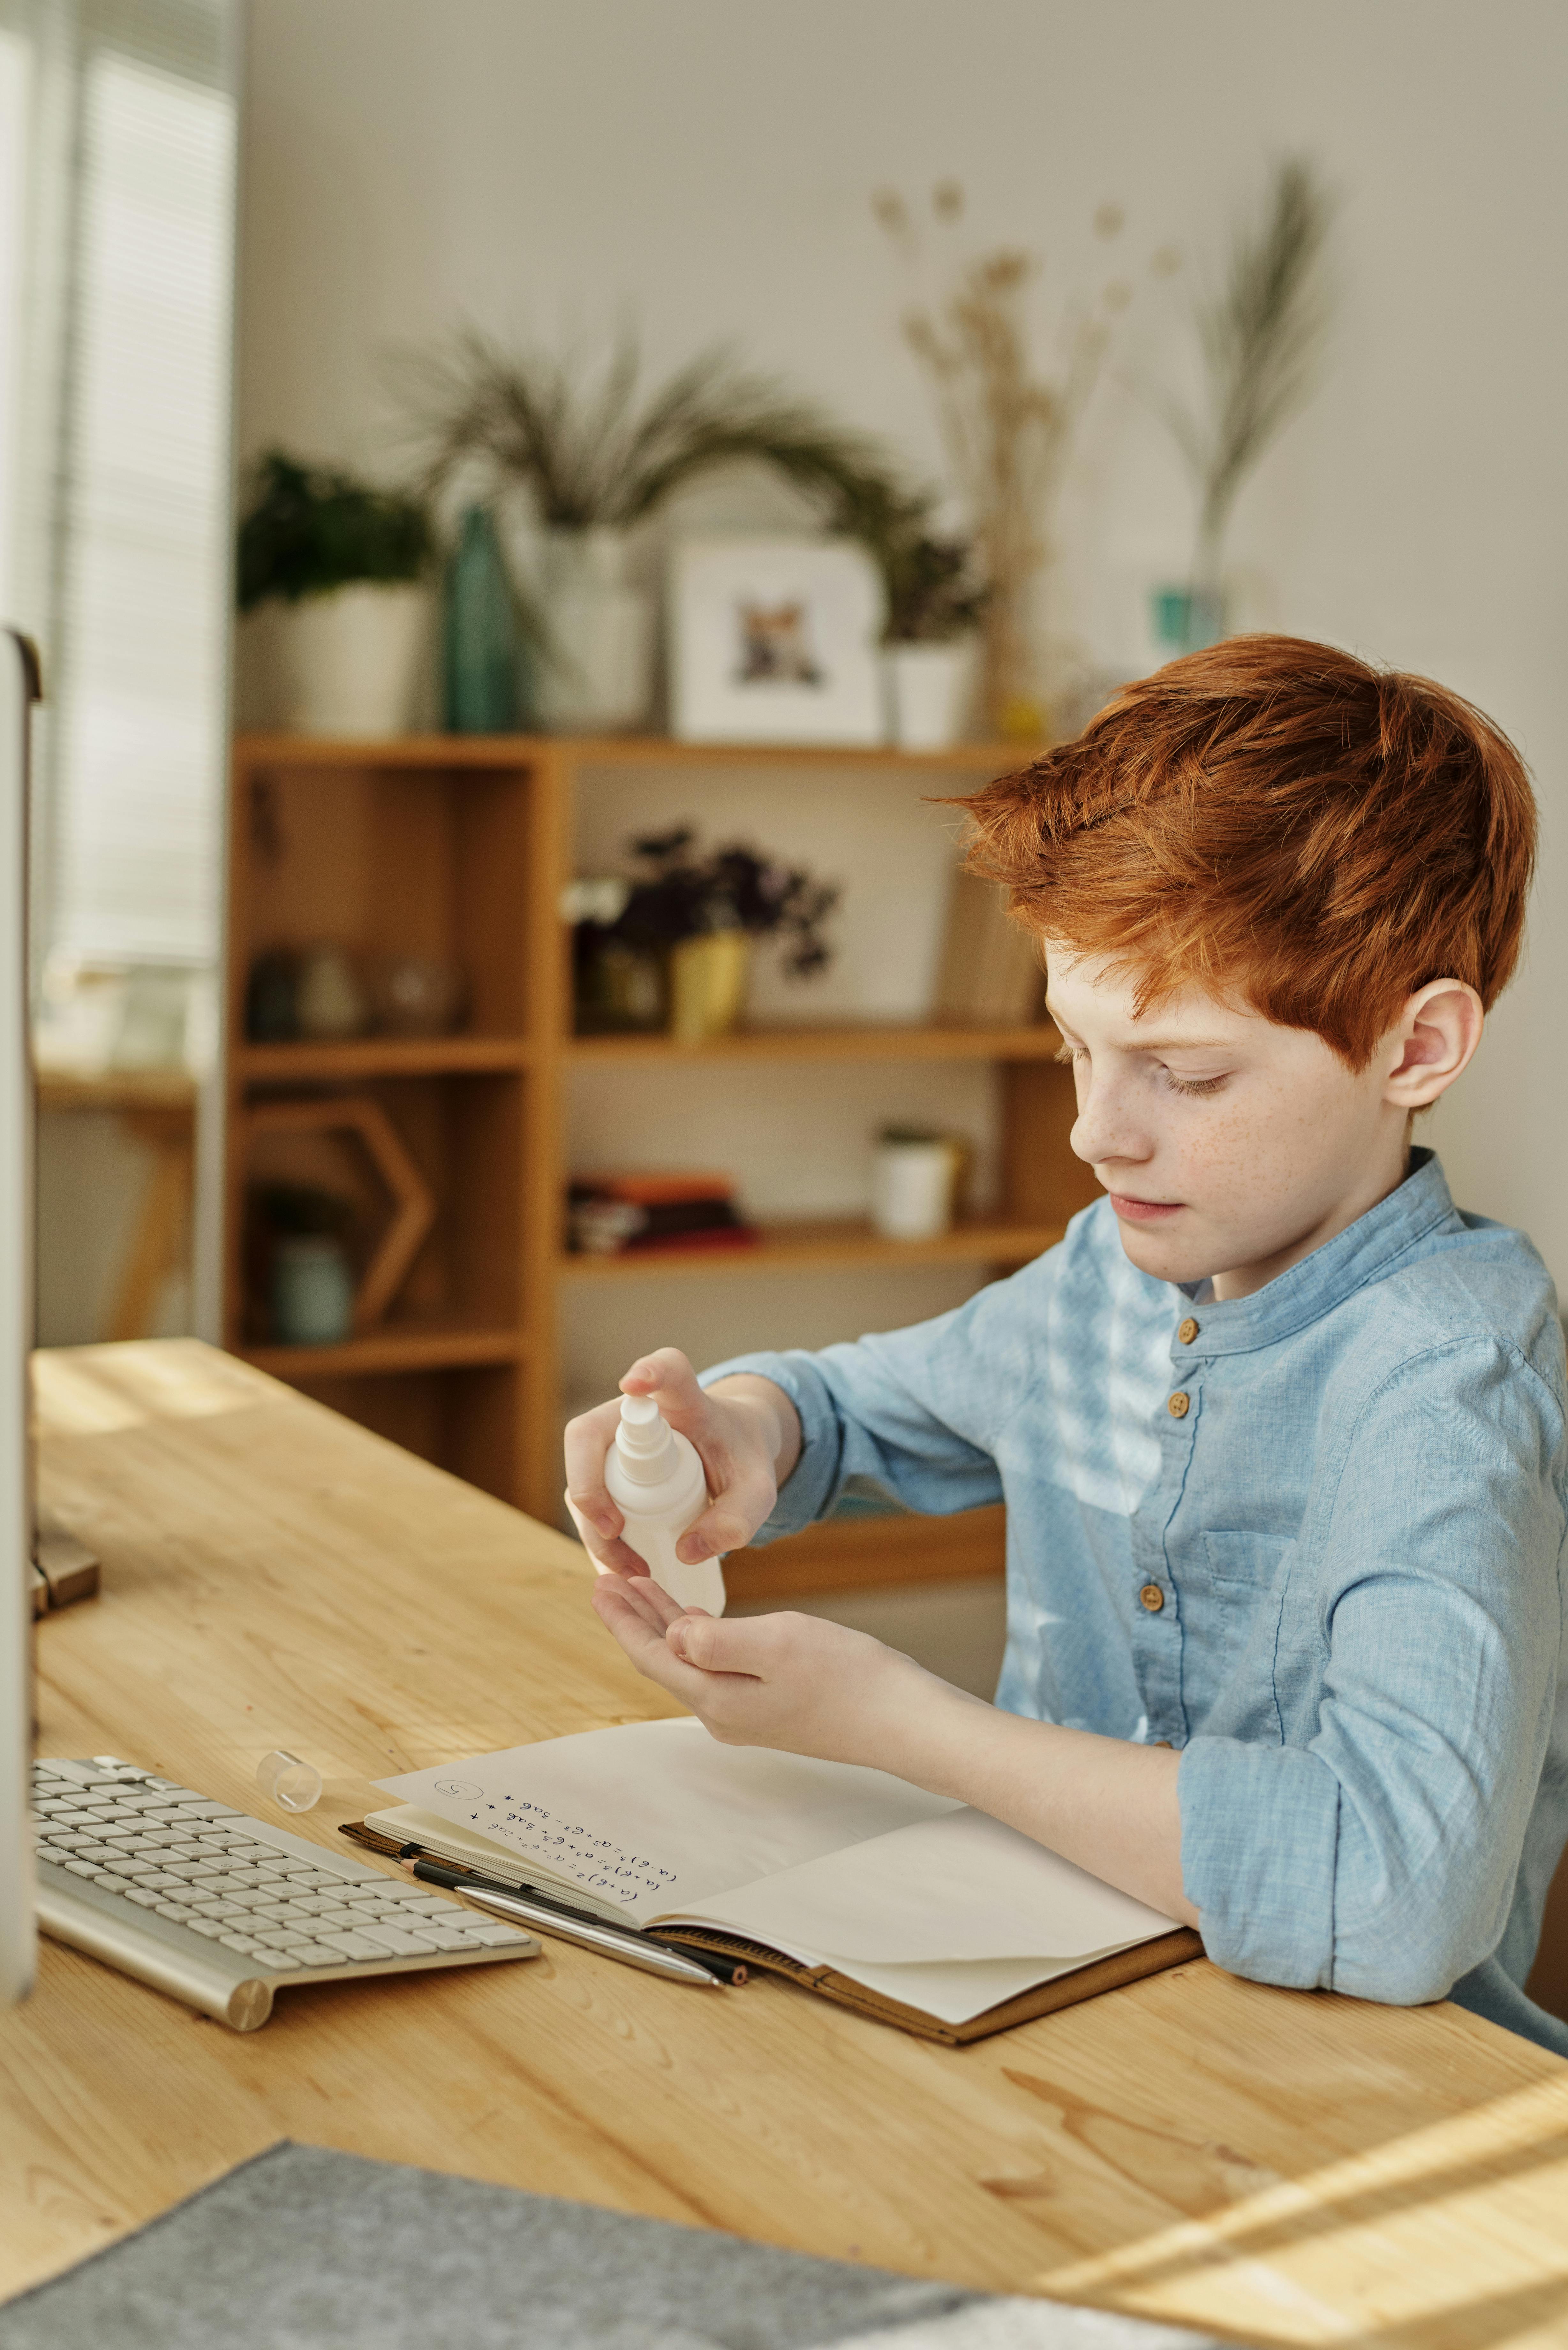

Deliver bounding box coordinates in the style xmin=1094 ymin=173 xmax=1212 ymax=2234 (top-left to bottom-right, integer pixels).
xmin=603 ymin=1394 xmax=727 ymax=1616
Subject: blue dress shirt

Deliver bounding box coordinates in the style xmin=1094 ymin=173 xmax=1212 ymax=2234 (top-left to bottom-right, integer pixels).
xmin=704 ymin=1151 xmax=1568 ymax=2053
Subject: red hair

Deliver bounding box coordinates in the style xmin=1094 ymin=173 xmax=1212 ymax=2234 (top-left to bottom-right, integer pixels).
xmin=957 ymin=635 xmax=1536 ymax=1068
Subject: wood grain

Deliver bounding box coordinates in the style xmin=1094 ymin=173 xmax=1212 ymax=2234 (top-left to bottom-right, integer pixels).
xmin=5 ymin=1341 xmax=1567 ymax=2344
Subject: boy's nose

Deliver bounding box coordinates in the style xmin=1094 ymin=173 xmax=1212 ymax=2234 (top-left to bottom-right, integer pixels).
xmin=1070 ymin=1083 xmax=1150 ymax=1169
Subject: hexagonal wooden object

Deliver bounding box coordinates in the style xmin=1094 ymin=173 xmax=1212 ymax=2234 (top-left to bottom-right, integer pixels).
xmin=245 ymin=1095 xmax=436 ymax=1334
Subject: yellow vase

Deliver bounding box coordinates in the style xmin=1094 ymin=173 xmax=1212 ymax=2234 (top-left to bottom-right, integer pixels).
xmin=668 ymin=931 xmax=750 ymax=1044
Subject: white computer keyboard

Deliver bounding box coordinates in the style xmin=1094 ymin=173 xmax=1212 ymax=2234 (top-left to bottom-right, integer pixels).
xmin=32 ymin=1755 xmax=537 ymax=2030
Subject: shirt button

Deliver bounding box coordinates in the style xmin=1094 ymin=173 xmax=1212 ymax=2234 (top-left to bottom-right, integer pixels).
xmin=1140 ymin=1584 xmax=1165 ymax=1612
xmin=1177 ymin=1317 xmax=1199 ymax=1345
xmin=1167 ymin=1391 xmax=1190 ymax=1419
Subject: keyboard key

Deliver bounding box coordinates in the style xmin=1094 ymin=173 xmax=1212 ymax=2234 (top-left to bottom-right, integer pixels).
xmin=353 ymin=1925 xmax=438 ymax=1956
xmin=286 ymin=1942 xmax=343 ymax=1967
xmin=314 ymin=1930 xmax=388 ymax=1961
xmin=465 ymin=1923 xmax=530 ymax=1947
xmin=261 ymin=1951 xmax=304 ymax=1971
xmin=64 ymin=1860 xmax=96 ymax=1878
xmin=124 ymin=1889 xmax=160 ymax=1908
xmin=421 ymin=1925 xmax=483 ymax=1951
xmin=154 ymin=1901 xmax=194 ymax=1921
xmin=218 ymin=1932 xmax=264 ymax=1954
xmin=91 ymin=1873 xmax=124 ymax=1890
xmin=185 ymin=1918 xmax=226 ymax=1939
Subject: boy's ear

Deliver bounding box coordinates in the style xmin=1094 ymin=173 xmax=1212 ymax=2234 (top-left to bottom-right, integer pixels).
xmin=1382 ymin=979 xmax=1485 ymax=1108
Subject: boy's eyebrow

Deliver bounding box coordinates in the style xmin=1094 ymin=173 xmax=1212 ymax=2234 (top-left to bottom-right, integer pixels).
xmin=1045 ymin=1004 xmax=1236 ymax=1054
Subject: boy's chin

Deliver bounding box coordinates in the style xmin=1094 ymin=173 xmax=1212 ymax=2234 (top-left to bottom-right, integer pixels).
xmin=1112 ymin=1215 xmax=1215 ymax=1287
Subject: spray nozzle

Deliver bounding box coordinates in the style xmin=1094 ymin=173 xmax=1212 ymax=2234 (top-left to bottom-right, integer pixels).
xmin=616 ymin=1392 xmax=673 ymax=1465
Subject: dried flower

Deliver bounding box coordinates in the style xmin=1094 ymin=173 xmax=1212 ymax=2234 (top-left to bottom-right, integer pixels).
xmin=875 ymin=188 xmax=1134 ymax=734
xmin=1155 ymin=158 xmax=1333 ymax=593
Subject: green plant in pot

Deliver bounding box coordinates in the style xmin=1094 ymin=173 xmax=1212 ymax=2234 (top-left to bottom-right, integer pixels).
xmin=877 ymin=531 xmax=988 ymax=750
xmin=406 ymin=333 xmax=926 ymax=734
xmin=569 ymin=828 xmax=839 ymax=1042
xmin=237 ymin=451 xmax=433 ymax=736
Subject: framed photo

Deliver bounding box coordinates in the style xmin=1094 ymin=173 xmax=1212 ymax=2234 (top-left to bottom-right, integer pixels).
xmin=668 ymin=537 xmax=885 ymax=746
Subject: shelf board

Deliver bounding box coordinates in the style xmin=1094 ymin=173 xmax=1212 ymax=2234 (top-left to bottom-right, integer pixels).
xmin=232 ymin=732 xmax=1039 ymax=774
xmin=242 ymin=1323 xmax=524 ymax=1378
xmin=727 ymin=1502 xmax=1005 ymax=1600
xmin=558 ymin=1216 xmax=1063 ymax=1281
xmin=236 ymin=1036 xmax=531 ymax=1081
xmin=569 ymin=1021 xmax=1059 ymax=1066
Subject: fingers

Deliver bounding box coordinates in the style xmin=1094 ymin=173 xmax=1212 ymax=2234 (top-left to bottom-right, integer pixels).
xmin=619 ymin=1347 xmax=707 ymax=1423
xmin=678 ymin=1469 xmax=777 ymax=1564
xmin=562 ymin=1489 xmax=650 ymax=1577
xmin=590 ymin=1576 xmax=730 ymax=1709
xmin=563 ymin=1394 xmax=629 ymax=1550
xmin=666 ymin=1611 xmax=767 ymax=1676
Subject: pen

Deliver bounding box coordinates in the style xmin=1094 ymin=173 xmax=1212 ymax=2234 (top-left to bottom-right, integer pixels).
xmin=400 ymin=1857 xmax=741 ymax=1989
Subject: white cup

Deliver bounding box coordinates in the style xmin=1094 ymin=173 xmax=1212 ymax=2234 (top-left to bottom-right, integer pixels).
xmin=871 ymin=1130 xmax=962 ymax=1242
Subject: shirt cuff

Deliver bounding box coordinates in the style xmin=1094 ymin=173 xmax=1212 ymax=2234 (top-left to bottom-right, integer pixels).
xmin=1179 ymin=1736 xmax=1340 ymax=1991
xmin=697 ymin=1351 xmax=846 ymax=1545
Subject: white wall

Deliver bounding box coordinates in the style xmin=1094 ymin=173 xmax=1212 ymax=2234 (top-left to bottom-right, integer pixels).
xmin=238 ymin=0 xmax=1568 ymax=1285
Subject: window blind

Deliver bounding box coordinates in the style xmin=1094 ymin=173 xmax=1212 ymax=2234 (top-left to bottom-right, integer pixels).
xmin=5 ymin=0 xmax=238 ymax=972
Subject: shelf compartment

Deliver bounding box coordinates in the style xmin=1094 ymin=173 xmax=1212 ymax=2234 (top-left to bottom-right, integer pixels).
xmin=558 ymin=1215 xmax=1064 ymax=1281
xmin=569 ymin=1022 xmax=1060 ymax=1065
xmin=237 ymin=1036 xmax=531 ymax=1082
xmin=231 ymin=748 xmax=534 ymax=1036
xmin=243 ymin=1320 xmax=524 ymax=1378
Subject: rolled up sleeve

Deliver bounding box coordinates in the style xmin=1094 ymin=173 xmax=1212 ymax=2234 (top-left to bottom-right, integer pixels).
xmin=698 ymin=1277 xmax=1031 ymax=1545
xmin=1180 ymin=1339 xmax=1566 ymax=2006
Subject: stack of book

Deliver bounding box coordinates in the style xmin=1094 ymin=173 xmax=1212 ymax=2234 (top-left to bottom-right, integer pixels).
xmin=567 ymin=1172 xmax=758 ymax=1258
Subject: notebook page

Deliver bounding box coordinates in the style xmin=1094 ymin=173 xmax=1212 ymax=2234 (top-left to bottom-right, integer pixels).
xmin=376 ymin=1719 xmax=954 ymax=1926
xmin=657 ymin=1806 xmax=1175 ymax=1966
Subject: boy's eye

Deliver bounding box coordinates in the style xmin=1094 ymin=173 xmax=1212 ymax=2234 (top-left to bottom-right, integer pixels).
xmin=1053 ymin=1042 xmax=1087 ymax=1067
xmin=1163 ymin=1071 xmax=1227 ymax=1098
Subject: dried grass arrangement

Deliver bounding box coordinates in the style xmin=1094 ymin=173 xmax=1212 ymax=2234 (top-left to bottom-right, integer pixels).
xmin=403 ymin=330 xmax=924 ymax=545
xmin=874 ymin=182 xmax=1153 ymax=738
xmin=1157 ymin=158 xmax=1333 ymax=600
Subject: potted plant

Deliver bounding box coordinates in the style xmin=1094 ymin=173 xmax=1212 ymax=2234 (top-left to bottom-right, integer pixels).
xmin=568 ymin=828 xmax=839 ymax=1043
xmin=1149 ymin=158 xmax=1332 ymax=653
xmin=237 ymin=451 xmax=433 ymax=735
xmin=878 ymin=532 xmax=988 ymax=750
xmin=407 ymin=334 xmax=925 ymax=734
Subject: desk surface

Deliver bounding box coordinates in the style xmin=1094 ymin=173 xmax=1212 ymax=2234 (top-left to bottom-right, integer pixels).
xmin=5 ymin=1341 xmax=1568 ymax=2346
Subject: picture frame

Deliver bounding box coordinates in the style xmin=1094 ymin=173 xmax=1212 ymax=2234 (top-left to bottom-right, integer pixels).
xmin=668 ymin=537 xmax=885 ymax=746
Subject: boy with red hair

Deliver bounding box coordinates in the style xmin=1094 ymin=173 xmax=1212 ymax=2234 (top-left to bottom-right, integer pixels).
xmin=567 ymin=637 xmax=1568 ymax=2052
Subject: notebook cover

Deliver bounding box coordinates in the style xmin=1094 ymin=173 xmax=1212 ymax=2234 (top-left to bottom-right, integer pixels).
xmin=341 ymin=1821 xmax=1202 ymax=2043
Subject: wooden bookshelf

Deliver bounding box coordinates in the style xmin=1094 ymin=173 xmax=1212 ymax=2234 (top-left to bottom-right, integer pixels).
xmin=225 ymin=734 xmax=1096 ymax=1593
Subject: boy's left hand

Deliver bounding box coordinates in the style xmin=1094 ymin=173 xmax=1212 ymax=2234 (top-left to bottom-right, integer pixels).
xmin=590 ymin=1571 xmax=954 ymax=1772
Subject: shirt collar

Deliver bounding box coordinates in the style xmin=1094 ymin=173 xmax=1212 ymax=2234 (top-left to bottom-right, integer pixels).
xmin=1169 ymin=1148 xmax=1458 ymax=1355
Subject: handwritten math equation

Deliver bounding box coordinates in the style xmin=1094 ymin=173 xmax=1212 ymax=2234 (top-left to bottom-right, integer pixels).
xmin=462 ymin=1796 xmax=676 ymax=1905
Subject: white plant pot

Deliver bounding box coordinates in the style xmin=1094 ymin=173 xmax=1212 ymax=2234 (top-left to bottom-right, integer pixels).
xmin=883 ymin=640 xmax=977 ymax=753
xmin=529 ymin=527 xmax=653 ymax=734
xmin=272 ymin=582 xmax=431 ymax=737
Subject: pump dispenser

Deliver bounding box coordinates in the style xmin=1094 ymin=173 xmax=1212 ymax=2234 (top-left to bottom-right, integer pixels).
xmin=602 ymin=1395 xmax=727 ymax=1615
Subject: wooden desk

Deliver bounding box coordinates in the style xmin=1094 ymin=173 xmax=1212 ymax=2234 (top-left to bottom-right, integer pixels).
xmin=5 ymin=1342 xmax=1568 ymax=2344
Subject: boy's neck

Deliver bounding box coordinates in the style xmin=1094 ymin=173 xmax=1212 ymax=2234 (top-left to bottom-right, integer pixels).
xmin=1208 ymin=1133 xmax=1416 ymax=1303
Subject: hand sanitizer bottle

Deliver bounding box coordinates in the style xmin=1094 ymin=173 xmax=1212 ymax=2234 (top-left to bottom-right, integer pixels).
xmin=603 ymin=1394 xmax=727 ymax=1615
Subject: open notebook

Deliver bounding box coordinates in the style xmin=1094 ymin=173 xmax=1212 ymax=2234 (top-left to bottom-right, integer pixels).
xmin=356 ymin=1721 xmax=1200 ymax=2044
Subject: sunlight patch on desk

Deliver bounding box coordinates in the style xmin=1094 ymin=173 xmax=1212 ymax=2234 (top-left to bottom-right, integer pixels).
xmin=35 ymin=1339 xmax=272 ymax=1435
xmin=1030 ymin=2073 xmax=1568 ymax=2342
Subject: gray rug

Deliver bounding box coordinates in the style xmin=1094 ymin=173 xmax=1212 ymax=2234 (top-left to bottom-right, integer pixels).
xmin=0 ymin=2141 xmax=1231 ymax=2350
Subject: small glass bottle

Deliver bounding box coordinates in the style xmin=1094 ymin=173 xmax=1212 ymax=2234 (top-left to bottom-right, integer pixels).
xmin=442 ymin=505 xmax=523 ymax=732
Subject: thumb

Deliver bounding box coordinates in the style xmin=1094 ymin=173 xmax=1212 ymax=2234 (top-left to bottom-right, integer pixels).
xmin=667 ymin=1613 xmax=764 ymax=1676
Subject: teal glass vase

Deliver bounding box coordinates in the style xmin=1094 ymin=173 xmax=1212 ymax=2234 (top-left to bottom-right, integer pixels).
xmin=442 ymin=505 xmax=525 ymax=732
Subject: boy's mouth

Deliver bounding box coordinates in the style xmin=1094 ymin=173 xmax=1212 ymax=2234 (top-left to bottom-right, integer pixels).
xmin=1109 ymin=1194 xmax=1183 ymax=1223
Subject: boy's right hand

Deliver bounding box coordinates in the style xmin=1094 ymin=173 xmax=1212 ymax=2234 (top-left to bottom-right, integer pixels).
xmin=563 ymin=1348 xmax=801 ymax=1576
